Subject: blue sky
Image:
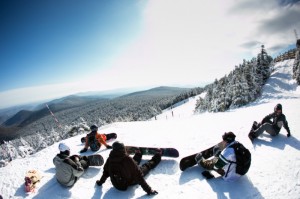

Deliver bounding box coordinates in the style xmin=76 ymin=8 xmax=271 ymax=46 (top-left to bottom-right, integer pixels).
xmin=1 ymin=0 xmax=300 ymax=108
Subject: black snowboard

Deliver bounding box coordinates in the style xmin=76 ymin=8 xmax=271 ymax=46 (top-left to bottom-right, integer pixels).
xmin=87 ymin=154 xmax=104 ymax=166
xmin=81 ymin=133 xmax=117 ymax=143
xmin=125 ymin=146 xmax=179 ymax=158
xmin=179 ymin=141 xmax=225 ymax=171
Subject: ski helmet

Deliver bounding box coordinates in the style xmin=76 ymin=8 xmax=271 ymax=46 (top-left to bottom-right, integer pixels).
xmin=274 ymin=104 xmax=282 ymax=112
xmin=112 ymin=141 xmax=125 ymax=151
xmin=90 ymin=124 xmax=98 ymax=132
xmin=222 ymin=132 xmax=236 ymax=143
xmin=59 ymin=142 xmax=70 ymax=152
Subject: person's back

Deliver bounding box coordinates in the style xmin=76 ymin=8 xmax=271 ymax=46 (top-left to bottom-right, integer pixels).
xmin=96 ymin=141 xmax=160 ymax=195
xmin=107 ymin=149 xmax=140 ymax=190
xmin=80 ymin=125 xmax=112 ymax=153
xmin=53 ymin=143 xmax=87 ymax=187
xmin=53 ymin=153 xmax=80 ymax=186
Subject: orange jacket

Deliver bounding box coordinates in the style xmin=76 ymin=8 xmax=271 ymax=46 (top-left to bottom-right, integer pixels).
xmin=84 ymin=132 xmax=108 ymax=149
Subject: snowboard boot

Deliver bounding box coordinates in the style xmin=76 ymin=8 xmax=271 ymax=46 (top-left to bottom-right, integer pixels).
xmin=252 ymin=121 xmax=260 ymax=131
xmin=195 ymin=153 xmax=203 ymax=165
xmin=248 ymin=131 xmax=256 ymax=142
xmin=202 ymin=170 xmax=215 ymax=179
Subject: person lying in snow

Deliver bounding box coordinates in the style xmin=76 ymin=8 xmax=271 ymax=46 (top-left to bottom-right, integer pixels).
xmin=96 ymin=141 xmax=161 ymax=195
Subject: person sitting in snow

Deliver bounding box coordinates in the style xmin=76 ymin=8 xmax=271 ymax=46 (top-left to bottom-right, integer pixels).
xmin=96 ymin=141 xmax=161 ymax=195
xmin=195 ymin=132 xmax=242 ymax=182
xmin=248 ymin=103 xmax=291 ymax=141
xmin=80 ymin=124 xmax=112 ymax=153
xmin=53 ymin=143 xmax=89 ymax=187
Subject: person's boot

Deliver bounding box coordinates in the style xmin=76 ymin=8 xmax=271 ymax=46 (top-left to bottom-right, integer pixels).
xmin=248 ymin=131 xmax=256 ymax=142
xmin=252 ymin=121 xmax=259 ymax=131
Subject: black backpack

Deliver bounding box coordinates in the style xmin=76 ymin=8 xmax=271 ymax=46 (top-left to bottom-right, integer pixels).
xmin=109 ymin=160 xmax=128 ymax=191
xmin=87 ymin=132 xmax=100 ymax=151
xmin=230 ymin=142 xmax=251 ymax=175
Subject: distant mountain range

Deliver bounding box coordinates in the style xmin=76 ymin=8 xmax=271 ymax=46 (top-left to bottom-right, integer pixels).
xmin=1 ymin=95 xmax=107 ymax=128
xmin=0 ymin=86 xmax=193 ymax=141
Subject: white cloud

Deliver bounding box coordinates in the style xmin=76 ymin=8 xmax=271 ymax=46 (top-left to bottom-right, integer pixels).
xmin=0 ymin=83 xmax=84 ymax=108
xmin=1 ymin=0 xmax=299 ymax=108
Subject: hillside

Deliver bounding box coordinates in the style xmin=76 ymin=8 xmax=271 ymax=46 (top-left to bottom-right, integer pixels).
xmin=0 ymin=60 xmax=299 ymax=199
xmin=0 ymin=86 xmax=197 ymax=143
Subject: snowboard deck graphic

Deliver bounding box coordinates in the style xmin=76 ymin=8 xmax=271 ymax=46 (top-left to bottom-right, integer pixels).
xmin=179 ymin=141 xmax=225 ymax=171
xmin=81 ymin=133 xmax=117 ymax=143
xmin=125 ymin=146 xmax=179 ymax=158
xmin=88 ymin=154 xmax=104 ymax=166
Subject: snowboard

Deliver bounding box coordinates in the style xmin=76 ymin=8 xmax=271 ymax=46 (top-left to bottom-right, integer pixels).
xmin=87 ymin=154 xmax=104 ymax=166
xmin=179 ymin=141 xmax=225 ymax=171
xmin=81 ymin=133 xmax=117 ymax=143
xmin=24 ymin=170 xmax=42 ymax=193
xmin=125 ymin=146 xmax=179 ymax=158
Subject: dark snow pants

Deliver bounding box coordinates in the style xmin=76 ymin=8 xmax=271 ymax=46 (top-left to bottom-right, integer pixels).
xmin=132 ymin=152 xmax=157 ymax=177
xmin=253 ymin=123 xmax=277 ymax=137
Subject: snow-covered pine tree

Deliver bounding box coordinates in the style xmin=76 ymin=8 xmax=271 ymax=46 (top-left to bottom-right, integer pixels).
xmin=293 ymin=39 xmax=300 ymax=84
xmin=195 ymin=46 xmax=273 ymax=113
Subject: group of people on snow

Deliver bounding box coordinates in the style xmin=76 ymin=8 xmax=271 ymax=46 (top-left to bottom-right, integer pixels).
xmin=52 ymin=103 xmax=291 ymax=195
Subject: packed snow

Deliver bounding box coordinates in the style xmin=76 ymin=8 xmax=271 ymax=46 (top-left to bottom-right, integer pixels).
xmin=1 ymin=60 xmax=300 ymax=199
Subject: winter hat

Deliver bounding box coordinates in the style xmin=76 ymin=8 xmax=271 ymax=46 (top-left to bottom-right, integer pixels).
xmin=112 ymin=141 xmax=125 ymax=151
xmin=90 ymin=124 xmax=98 ymax=132
xmin=274 ymin=104 xmax=282 ymax=111
xmin=222 ymin=132 xmax=236 ymax=143
xmin=59 ymin=143 xmax=70 ymax=152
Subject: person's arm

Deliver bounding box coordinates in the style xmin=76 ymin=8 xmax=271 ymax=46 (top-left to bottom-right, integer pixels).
xmin=63 ymin=157 xmax=84 ymax=177
xmin=80 ymin=136 xmax=89 ymax=153
xmin=96 ymin=160 xmax=109 ymax=185
xmin=97 ymin=134 xmax=112 ymax=149
xmin=261 ymin=113 xmax=273 ymax=124
xmin=283 ymin=116 xmax=291 ymax=137
xmin=129 ymin=158 xmax=155 ymax=194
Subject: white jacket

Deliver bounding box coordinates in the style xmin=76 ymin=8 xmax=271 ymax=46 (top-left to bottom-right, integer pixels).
xmin=218 ymin=141 xmax=241 ymax=182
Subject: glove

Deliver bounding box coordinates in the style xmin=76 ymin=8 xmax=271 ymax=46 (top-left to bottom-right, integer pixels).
xmin=77 ymin=166 xmax=84 ymax=172
xmin=287 ymin=132 xmax=291 ymax=137
xmin=96 ymin=180 xmax=103 ymax=186
xmin=106 ymin=145 xmax=112 ymax=149
xmin=147 ymin=190 xmax=158 ymax=195
xmin=80 ymin=148 xmax=87 ymax=153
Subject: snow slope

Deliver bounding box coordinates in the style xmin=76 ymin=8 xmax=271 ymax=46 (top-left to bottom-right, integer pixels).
xmin=1 ymin=60 xmax=300 ymax=199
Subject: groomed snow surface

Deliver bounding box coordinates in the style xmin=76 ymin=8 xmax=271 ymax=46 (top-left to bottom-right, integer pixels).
xmin=1 ymin=60 xmax=300 ymax=199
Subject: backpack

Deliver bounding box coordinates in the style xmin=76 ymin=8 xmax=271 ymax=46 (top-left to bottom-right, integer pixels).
xmin=109 ymin=160 xmax=128 ymax=191
xmin=230 ymin=142 xmax=251 ymax=175
xmin=24 ymin=170 xmax=42 ymax=192
xmin=88 ymin=132 xmax=100 ymax=151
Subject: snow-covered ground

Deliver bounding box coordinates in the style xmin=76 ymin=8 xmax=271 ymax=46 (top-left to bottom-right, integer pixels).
xmin=1 ymin=59 xmax=300 ymax=199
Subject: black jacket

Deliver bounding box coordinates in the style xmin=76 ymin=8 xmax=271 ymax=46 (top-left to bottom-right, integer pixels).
xmin=262 ymin=112 xmax=291 ymax=135
xmin=98 ymin=149 xmax=152 ymax=193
